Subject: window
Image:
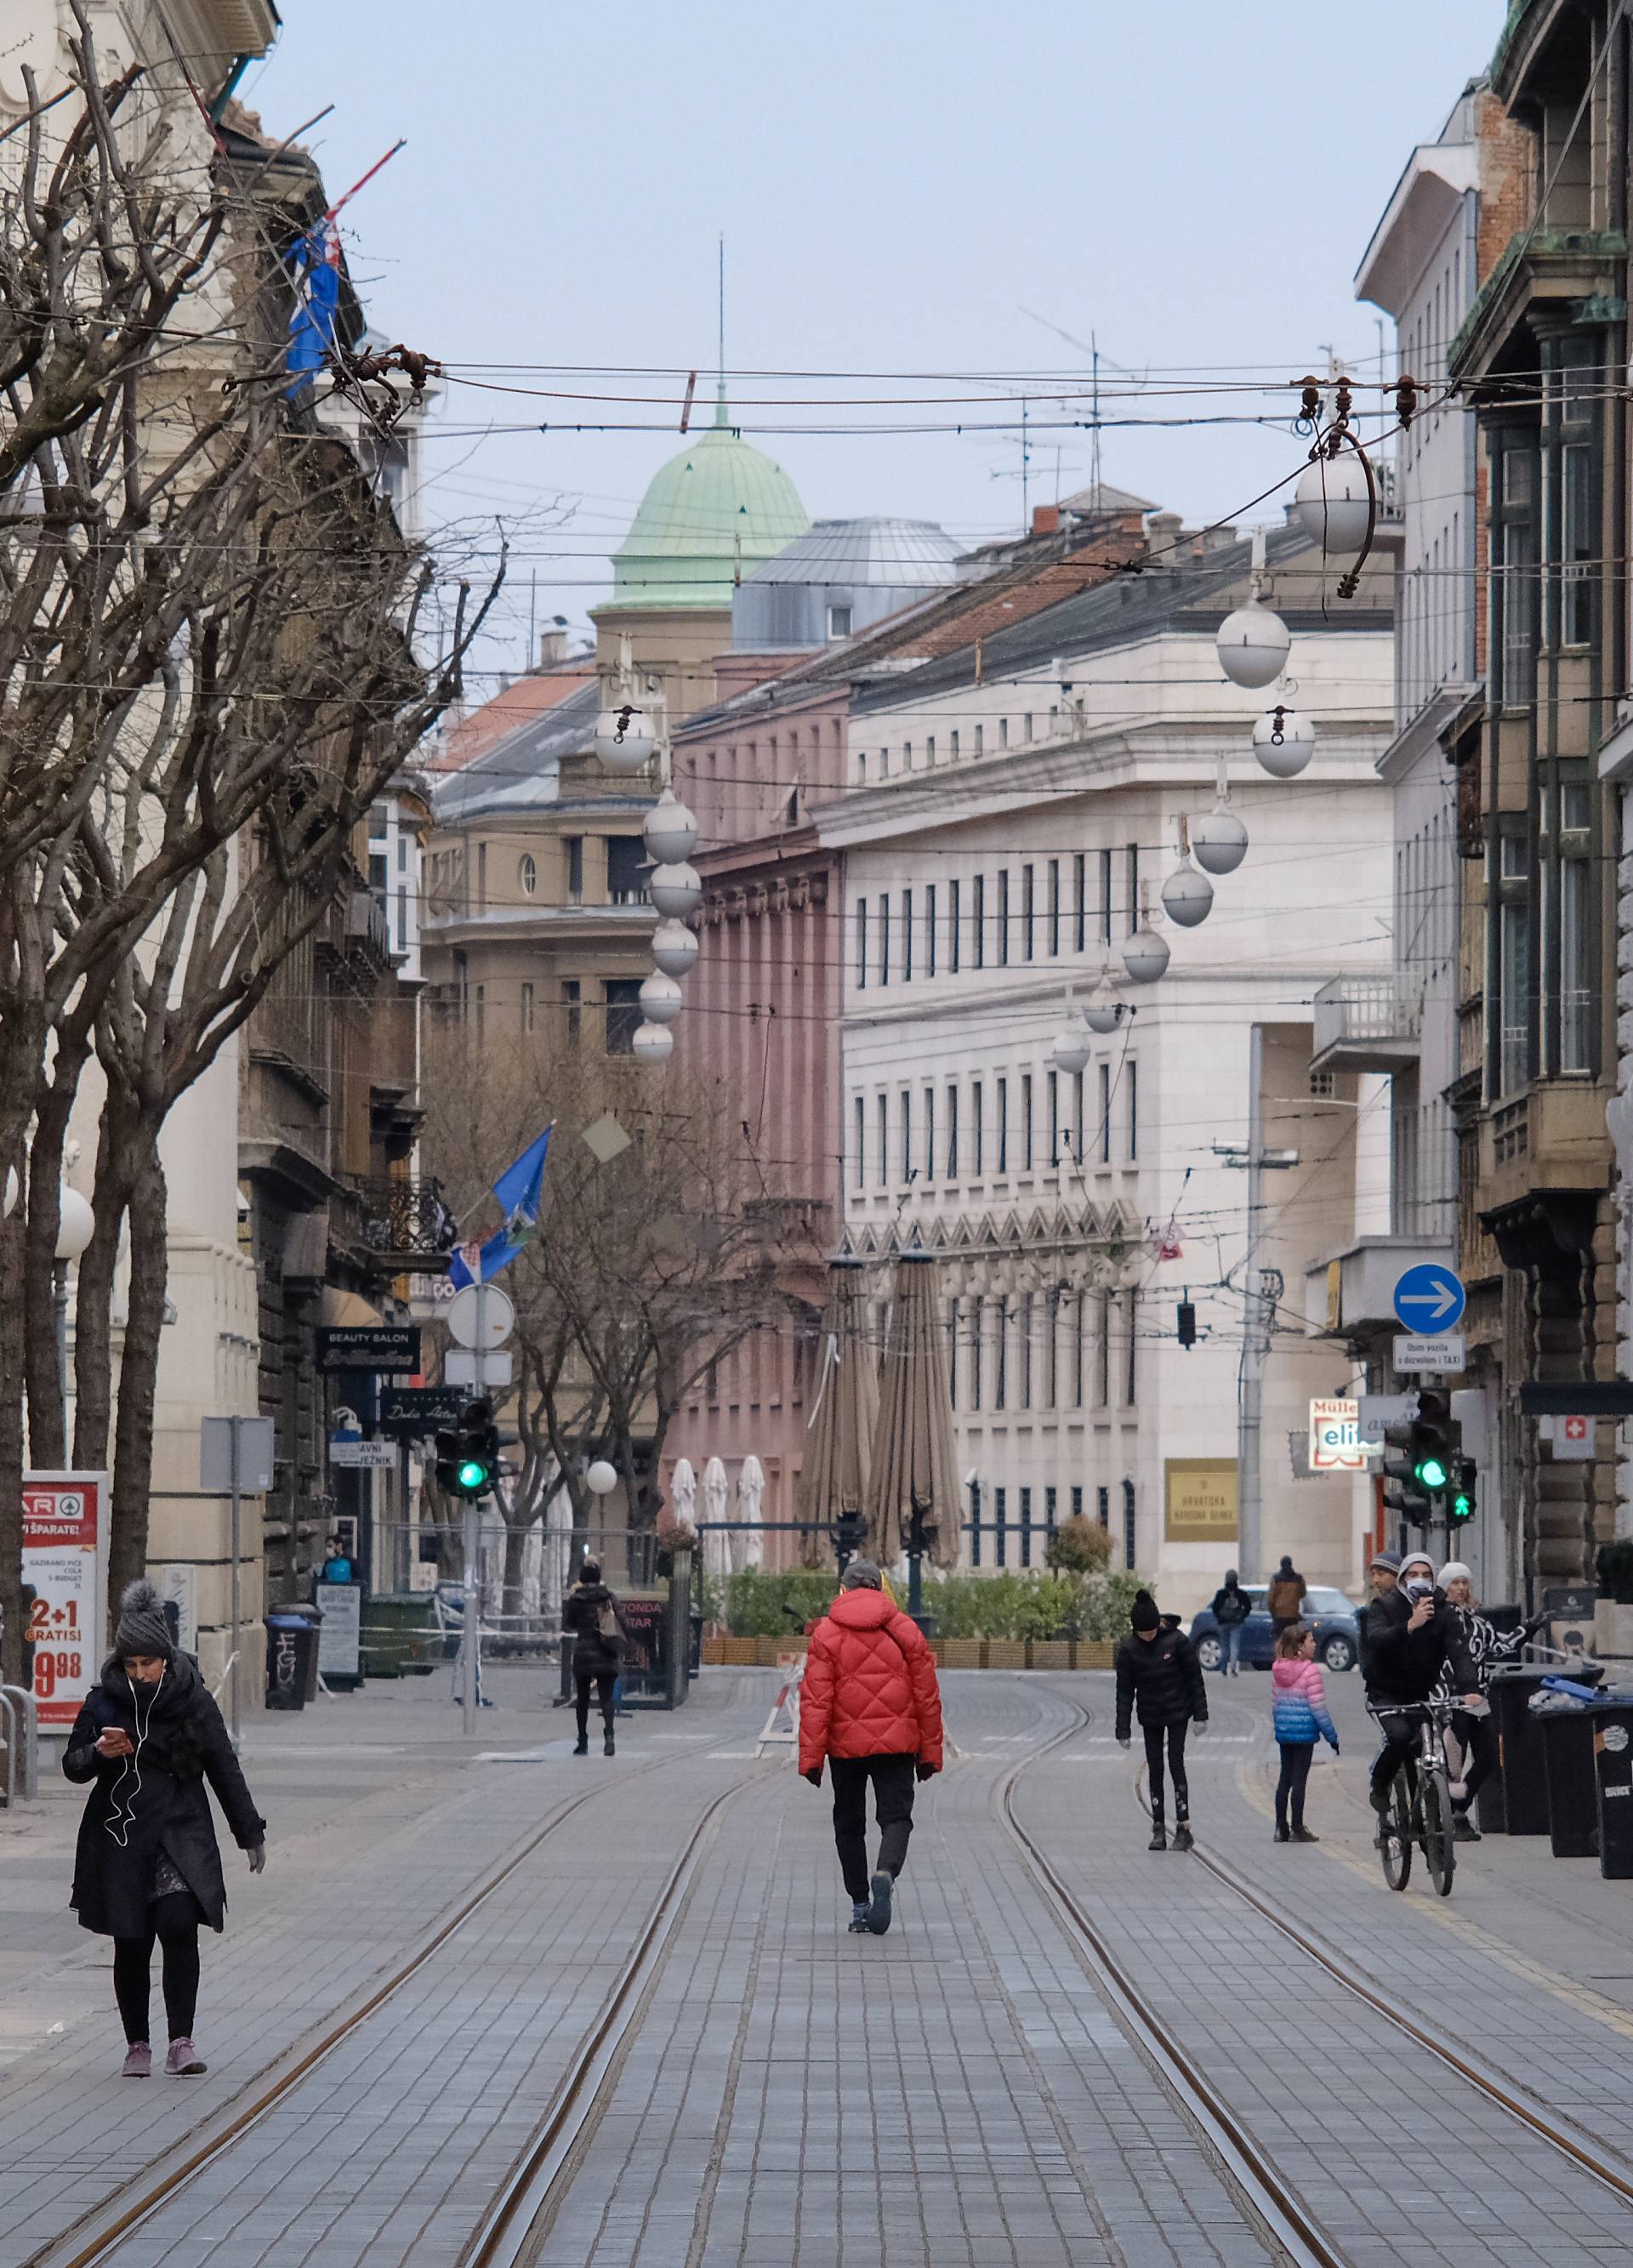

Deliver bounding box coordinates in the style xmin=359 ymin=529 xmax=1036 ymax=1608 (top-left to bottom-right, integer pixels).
xmin=996 ymin=1076 xmax=1008 ymax=1174
xmin=1126 ymin=1291 xmax=1138 ymax=1404
xmin=1021 ymin=1072 xmax=1033 ymax=1170
xmin=946 ymin=1082 xmax=959 ymax=1179
xmin=1073 ymin=1068 xmax=1085 ymax=1165
xmin=1073 ymin=853 xmax=1086 ymax=952
xmin=519 ymin=853 xmax=538 ymax=896
xmin=1123 ymin=1480 xmax=1135 ymax=1571
xmin=924 ymin=1085 xmax=936 ymax=1181
xmin=1020 ymin=1483 xmax=1033 ymax=1566
xmin=998 ymin=870 xmax=1010 ymax=965
xmin=1493 ymin=440 xmax=1536 ymax=707
xmin=854 ymin=1096 xmax=866 ymax=1191
xmin=1099 ymin=1062 xmax=1112 ymax=1163
xmin=606 ymin=836 xmax=646 ymax=903
xmin=1558 ymin=795 xmax=1592 ymax=1072
xmin=474 ymin=981 xmax=486 ymax=1041
xmin=879 ymin=895 xmax=890 ymax=985
xmin=1100 ymin=848 xmax=1113 ymax=944
xmin=926 ymin=883 xmax=936 ymax=976
xmin=969 ymin=1297 xmax=983 ymax=1409
xmin=521 ymin=981 xmax=534 ymax=1033
xmin=856 ymin=901 xmax=868 ymax=989
xmin=994 ymin=1484 xmax=1007 ymax=1564
xmin=1074 ymin=1298 xmax=1085 ymax=1407
xmin=826 ymin=603 xmax=852 ymax=639
xmin=1045 ymin=1297 xmax=1058 ymax=1407
xmin=947 ymin=1296 xmax=959 ymax=1411
xmin=1096 ymin=1484 xmax=1109 ymax=1532
xmin=1019 ymin=1299 xmax=1033 ymax=1412
xmin=950 ymin=730 xmax=960 ymax=759
xmin=903 ymin=742 xmax=912 ymax=770
xmin=949 ymin=878 xmax=961 ymax=973
xmin=565 ymin=978 xmax=581 ymax=1041
xmin=973 ymin=875 xmax=986 ymax=969
xmin=1561 ymin=441 xmax=1592 ymax=645
xmin=566 ymin=836 xmax=583 ymax=902
xmin=971 ymin=1078 xmax=983 ymax=1174
xmin=999 ymin=718 xmax=1009 ymax=750
xmin=1023 ymin=713 xmax=1033 ymax=742
xmin=877 ymin=1094 xmax=889 ymax=1187
xmin=604 ymin=978 xmax=642 ymax=1054
xmin=994 ymin=1310 xmax=1007 ymax=1409
xmin=1127 ymin=1060 xmax=1139 ymax=1161
xmin=974 ymin=724 xmax=984 ymax=757
xmin=1049 ymin=1070 xmax=1060 ymax=1168
xmin=1125 ymin=842 xmax=1140 ymax=935
xmin=369 ymin=852 xmax=387 ymax=895
xmin=1022 ymin=864 xmax=1035 ymax=960
xmin=1494 ymin=827 xmax=1529 ymax=1096
xmin=902 ymin=890 xmax=913 ymax=981
xmin=1070 ymin=1486 xmax=1082 ymax=1523
xmin=900 ymin=1089 xmax=912 ymax=1185
xmin=1048 ymin=858 xmax=1061 ymax=956
xmin=1096 ymin=1292 xmax=1111 ymax=1405
xmin=476 ymin=842 xmax=488 ymax=909
xmin=926 ymin=736 xmax=936 ymax=766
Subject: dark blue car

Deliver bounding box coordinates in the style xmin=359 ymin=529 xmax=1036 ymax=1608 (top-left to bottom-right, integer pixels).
xmin=1188 ymin=1583 xmax=1360 ymax=1674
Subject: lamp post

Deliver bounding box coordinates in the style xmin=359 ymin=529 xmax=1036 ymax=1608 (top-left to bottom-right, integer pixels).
xmin=54 ymin=1187 xmax=94 ymax=1407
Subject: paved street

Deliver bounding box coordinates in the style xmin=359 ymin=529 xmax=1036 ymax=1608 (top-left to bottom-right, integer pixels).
xmin=5 ymin=1665 xmax=1633 ymax=2266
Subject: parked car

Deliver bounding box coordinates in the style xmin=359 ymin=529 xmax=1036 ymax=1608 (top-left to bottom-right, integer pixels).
xmin=1189 ymin=1584 xmax=1361 ymax=1674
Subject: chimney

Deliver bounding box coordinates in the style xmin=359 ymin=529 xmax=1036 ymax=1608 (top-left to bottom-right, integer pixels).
xmin=1031 ymin=503 xmax=1061 ymax=537
xmin=538 ymin=621 xmax=570 ymax=668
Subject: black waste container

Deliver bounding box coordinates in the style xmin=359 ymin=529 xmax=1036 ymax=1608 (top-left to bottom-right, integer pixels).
xmin=1486 ymin=1666 xmax=1572 ymax=1834
xmin=1590 ymin=1701 xmax=1633 ymax=1879
xmin=1539 ymin=1704 xmax=1600 ymax=1856
xmin=264 ymin=1614 xmax=316 ymax=1712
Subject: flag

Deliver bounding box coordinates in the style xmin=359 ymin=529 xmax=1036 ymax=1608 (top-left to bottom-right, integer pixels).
xmin=447 ymin=1127 xmax=553 ymax=1290
xmin=285 ymin=223 xmax=341 ymax=398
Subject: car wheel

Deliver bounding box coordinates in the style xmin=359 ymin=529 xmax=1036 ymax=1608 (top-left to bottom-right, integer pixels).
xmin=1195 ymin=1634 xmax=1224 ymax=1673
xmin=1321 ymin=1634 xmax=1355 ymax=1674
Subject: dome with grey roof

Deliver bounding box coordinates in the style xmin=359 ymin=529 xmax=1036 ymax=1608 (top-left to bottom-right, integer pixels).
xmin=732 ymin=516 xmax=960 ymax=651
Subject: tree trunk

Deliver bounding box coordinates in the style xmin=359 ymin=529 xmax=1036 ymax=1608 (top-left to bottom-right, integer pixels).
xmin=73 ymin=1085 xmax=136 ymax=1471
xmin=23 ymin=1027 xmax=93 ymax=1468
xmin=0 ymin=1194 xmax=26 ymax=1685
xmin=108 ymin=1126 xmax=168 ymax=1611
xmin=501 ymin=1515 xmax=535 ymax=1623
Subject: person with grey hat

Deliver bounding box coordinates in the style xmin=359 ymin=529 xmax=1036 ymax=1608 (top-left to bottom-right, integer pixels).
xmin=62 ymin=1579 xmax=266 ymax=2078
xmin=1356 ymin=1549 xmax=1401 ymax=1680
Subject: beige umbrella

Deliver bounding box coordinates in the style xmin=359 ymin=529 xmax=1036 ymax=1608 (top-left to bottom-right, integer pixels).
xmin=865 ymin=1248 xmax=961 ymax=1608
xmin=796 ymin=1256 xmax=878 ymax=1568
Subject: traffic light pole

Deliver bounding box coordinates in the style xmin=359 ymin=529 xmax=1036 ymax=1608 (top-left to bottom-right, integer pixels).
xmin=1215 ymin=1025 xmax=1298 ymax=1586
xmin=459 ymin=1281 xmax=486 ymax=1738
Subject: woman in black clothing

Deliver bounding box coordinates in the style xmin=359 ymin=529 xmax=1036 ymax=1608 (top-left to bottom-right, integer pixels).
xmin=1114 ymin=1589 xmax=1208 ymax=1851
xmin=62 ymin=1580 xmax=266 ymax=2078
xmin=561 ymin=1559 xmax=625 ymax=1756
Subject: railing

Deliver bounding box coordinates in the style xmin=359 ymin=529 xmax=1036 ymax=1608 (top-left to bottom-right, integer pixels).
xmin=1312 ymin=974 xmax=1420 ymax=1057
xmin=0 ymin=1685 xmax=39 ymax=1806
xmin=351 ymin=1176 xmax=458 ymax=1261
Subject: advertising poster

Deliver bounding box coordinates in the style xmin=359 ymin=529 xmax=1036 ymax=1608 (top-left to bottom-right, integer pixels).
xmin=20 ymin=1471 xmax=109 ymax=1730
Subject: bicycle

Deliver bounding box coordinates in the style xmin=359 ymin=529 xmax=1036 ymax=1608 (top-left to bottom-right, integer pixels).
xmin=1367 ymin=1699 xmax=1457 ymax=1897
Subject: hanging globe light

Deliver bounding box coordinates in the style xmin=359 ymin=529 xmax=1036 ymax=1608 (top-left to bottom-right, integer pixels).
xmin=639 ymin=970 xmax=683 ymax=1025
xmin=651 ymin=918 xmax=699 ymax=977
xmin=585 ymin=1458 xmax=618 ymax=1496
xmin=1084 ymin=992 xmax=1126 ymax=1034
xmin=1294 ymin=452 xmax=1372 ymax=556
xmin=1123 ymin=924 xmax=1169 ymax=984
xmin=1251 ymin=706 xmax=1317 ymax=779
xmin=1215 ymin=598 xmax=1290 ymax=689
xmin=1051 ymin=1009 xmax=1092 ymax=1074
xmin=642 ymin=788 xmax=698 ymax=865
xmin=594 ymin=704 xmax=657 ymax=774
xmin=1191 ymin=797 xmax=1249 ymax=876
xmin=1161 ymin=857 xmax=1214 ymax=929
xmin=648 ymin=861 xmax=702 ymax=918
xmin=632 ymin=1020 xmax=675 ymax=1064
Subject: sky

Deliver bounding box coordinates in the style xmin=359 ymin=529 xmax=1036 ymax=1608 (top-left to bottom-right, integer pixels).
xmin=245 ymin=0 xmax=1510 ymax=684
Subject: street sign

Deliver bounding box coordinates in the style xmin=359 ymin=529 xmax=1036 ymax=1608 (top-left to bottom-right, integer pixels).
xmin=21 ymin=1472 xmax=108 ymax=1730
xmin=316 ymin=1325 xmax=420 ymax=1373
xmin=445 ymin=1347 xmax=514 ymax=1388
xmin=1391 ymin=1263 xmax=1465 ymax=1335
xmin=1543 ymin=1413 xmax=1596 ymax=1462
xmin=446 ymin=1283 xmax=515 ymax=1351
xmin=328 ymin=1436 xmax=398 ymax=1469
xmin=200 ymin=1415 xmax=275 ymax=1493
xmin=380 ymin=1384 xmax=466 ymax=1435
xmin=1308 ymin=1397 xmax=1367 ymax=1473
xmin=1357 ymin=1392 xmax=1415 ymax=1447
xmin=1393 ymin=1333 xmax=1465 ymax=1374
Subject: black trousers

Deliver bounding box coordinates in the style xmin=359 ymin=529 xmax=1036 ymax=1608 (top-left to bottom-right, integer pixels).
xmin=828 ymin=1753 xmax=916 ymax=1903
xmin=1369 ymin=1710 xmax=1420 ymax=1806
xmin=1275 ymin=1741 xmax=1314 ymax=1831
xmin=112 ymin=1890 xmax=202 ymax=2045
xmin=1449 ymin=1708 xmax=1499 ymax=1811
xmin=575 ymin=1669 xmax=617 ymax=1739
xmin=1143 ymin=1722 xmax=1189 ymax=1823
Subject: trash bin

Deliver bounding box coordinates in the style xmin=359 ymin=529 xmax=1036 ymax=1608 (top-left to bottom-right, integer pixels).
xmin=1486 ymin=1664 xmax=1596 ymax=1834
xmin=264 ymin=1614 xmax=316 ymax=1712
xmin=1591 ymin=1700 xmax=1633 ymax=1879
xmin=1537 ymin=1702 xmax=1600 ymax=1857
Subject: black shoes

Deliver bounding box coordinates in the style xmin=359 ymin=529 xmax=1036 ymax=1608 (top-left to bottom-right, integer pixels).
xmin=1170 ymin=1822 xmax=1194 ymax=1853
xmin=1274 ymin=1824 xmax=1291 ymax=1843
xmin=604 ymin=1731 xmax=616 ymax=1757
xmin=867 ymin=1870 xmax=893 ymax=1934
xmin=1148 ymin=1825 xmax=1168 ymax=1851
xmin=1451 ymin=1810 xmax=1480 ymax=1842
xmin=572 ymin=1737 xmax=589 ymax=1757
xmin=1291 ymin=1826 xmax=1319 ymax=1844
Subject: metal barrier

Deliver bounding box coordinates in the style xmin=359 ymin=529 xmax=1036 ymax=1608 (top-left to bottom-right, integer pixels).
xmin=0 ymin=1684 xmax=39 ymax=1805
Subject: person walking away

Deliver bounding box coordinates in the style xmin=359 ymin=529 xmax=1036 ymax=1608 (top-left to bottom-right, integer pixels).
xmin=799 ymin=1559 xmax=943 ymax=1935
xmin=1116 ymin=1589 xmax=1207 ymax=1851
xmin=1434 ymin=1560 xmax=1545 ymax=1841
xmin=1266 ymin=1555 xmax=1306 ymax=1640
xmin=63 ymin=1580 xmax=266 ymax=2078
xmin=1363 ymin=1550 xmax=1479 ymax=1827
xmin=1270 ymin=1622 xmax=1338 ymax=1843
xmin=1209 ymin=1569 xmax=1252 ymax=1675
xmin=562 ymin=1559 xmax=624 ymax=1756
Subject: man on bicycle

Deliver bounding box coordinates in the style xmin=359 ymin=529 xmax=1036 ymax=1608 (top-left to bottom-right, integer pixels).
xmin=1363 ymin=1549 xmax=1479 ymax=1821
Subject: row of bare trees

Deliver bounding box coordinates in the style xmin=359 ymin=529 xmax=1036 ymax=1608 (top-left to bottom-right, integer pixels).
xmin=0 ymin=16 xmax=495 ymax=1680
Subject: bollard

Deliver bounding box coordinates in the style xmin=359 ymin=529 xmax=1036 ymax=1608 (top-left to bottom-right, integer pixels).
xmin=0 ymin=1685 xmax=39 ymax=1805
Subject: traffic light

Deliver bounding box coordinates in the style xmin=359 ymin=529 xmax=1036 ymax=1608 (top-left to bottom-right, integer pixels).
xmin=1176 ymin=1300 xmax=1197 ymax=1350
xmin=1449 ymin=1458 xmax=1477 ymax=1526
xmin=1381 ymin=1409 xmax=1432 ymax=1528
xmin=434 ymin=1399 xmax=498 ymax=1498
xmin=1383 ymin=1390 xmax=1462 ymax=1527
xmin=1411 ymin=1390 xmax=1457 ymax=1503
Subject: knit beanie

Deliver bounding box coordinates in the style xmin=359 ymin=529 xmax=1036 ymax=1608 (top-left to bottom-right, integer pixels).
xmin=113 ymin=1577 xmax=174 ymax=1660
xmin=1129 ymin=1589 xmax=1160 ymax=1633
xmin=1437 ymin=1560 xmax=1472 ymax=1590
xmin=1399 ymin=1552 xmax=1435 ymax=1583
xmin=1369 ymin=1549 xmax=1403 ymax=1572
xmin=840 ymin=1558 xmax=882 ymax=1590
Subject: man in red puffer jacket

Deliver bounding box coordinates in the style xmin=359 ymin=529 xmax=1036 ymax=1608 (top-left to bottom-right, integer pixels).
xmin=799 ymin=1559 xmax=943 ymax=1936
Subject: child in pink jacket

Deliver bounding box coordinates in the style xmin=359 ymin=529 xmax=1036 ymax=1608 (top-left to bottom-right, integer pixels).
xmin=1270 ymin=1621 xmax=1339 ymax=1843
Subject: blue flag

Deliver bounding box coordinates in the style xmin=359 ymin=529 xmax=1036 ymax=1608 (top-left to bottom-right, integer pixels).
xmin=447 ymin=1126 xmax=553 ymax=1291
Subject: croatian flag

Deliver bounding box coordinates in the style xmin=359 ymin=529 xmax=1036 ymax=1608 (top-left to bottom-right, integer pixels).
xmin=447 ymin=1127 xmax=552 ymax=1290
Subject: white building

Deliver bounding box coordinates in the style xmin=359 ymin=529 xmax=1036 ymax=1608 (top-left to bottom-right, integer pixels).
xmin=821 ymin=514 xmax=1397 ymax=1608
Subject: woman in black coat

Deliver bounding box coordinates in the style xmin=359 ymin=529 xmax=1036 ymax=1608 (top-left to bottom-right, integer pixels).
xmin=63 ymin=1579 xmax=266 ymax=2078
xmin=560 ymin=1558 xmax=625 ymax=1758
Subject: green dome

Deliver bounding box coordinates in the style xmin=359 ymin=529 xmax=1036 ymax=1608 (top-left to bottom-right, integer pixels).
xmin=606 ymin=388 xmax=809 ymax=611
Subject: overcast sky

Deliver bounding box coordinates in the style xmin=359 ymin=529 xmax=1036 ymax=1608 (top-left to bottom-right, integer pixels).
xmin=246 ymin=1 xmax=1508 ymax=682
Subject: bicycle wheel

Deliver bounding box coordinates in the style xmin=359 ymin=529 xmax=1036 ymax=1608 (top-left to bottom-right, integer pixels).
xmin=1420 ymin=1765 xmax=1456 ymax=1898
xmin=1380 ymin=1773 xmax=1413 ymax=1891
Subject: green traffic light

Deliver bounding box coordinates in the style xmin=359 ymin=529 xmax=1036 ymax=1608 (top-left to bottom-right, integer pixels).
xmin=1416 ymin=1455 xmax=1450 ymax=1491
xmin=1451 ymin=1492 xmax=1473 ymax=1523
xmin=457 ymin=1458 xmax=488 ymax=1492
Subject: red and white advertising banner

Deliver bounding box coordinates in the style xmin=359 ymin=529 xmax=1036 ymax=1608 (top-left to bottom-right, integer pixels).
xmin=21 ymin=1470 xmax=109 ymax=1729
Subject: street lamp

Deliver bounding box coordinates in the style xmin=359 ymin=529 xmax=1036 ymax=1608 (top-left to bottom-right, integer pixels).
xmin=651 ymin=918 xmax=699 ymax=977
xmin=585 ymin=1459 xmax=617 ymax=1497
xmin=594 ymin=704 xmax=657 ymax=774
xmin=642 ymin=790 xmax=698 ymax=865
xmin=648 ymin=862 xmax=702 ymax=919
xmin=1160 ymin=855 xmax=1213 ymax=929
xmin=1251 ymin=706 xmax=1316 ymax=779
xmin=54 ymin=1185 xmax=94 ymax=1401
xmin=1216 ymin=526 xmax=1290 ymax=688
xmin=1050 ymin=992 xmax=1093 ymax=1075
xmin=1191 ymin=791 xmax=1249 ymax=875
xmin=632 ymin=1021 xmax=674 ymax=1064
xmin=1123 ymin=923 xmax=1169 ymax=984
xmin=638 ymin=971 xmax=683 ymax=1025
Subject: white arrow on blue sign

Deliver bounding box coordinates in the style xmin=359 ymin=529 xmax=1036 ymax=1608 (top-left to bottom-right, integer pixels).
xmin=1391 ymin=1262 xmax=1465 ymax=1335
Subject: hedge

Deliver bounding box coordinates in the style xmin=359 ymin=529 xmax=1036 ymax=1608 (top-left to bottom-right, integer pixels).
xmin=723 ymin=1565 xmax=1147 ymax=1642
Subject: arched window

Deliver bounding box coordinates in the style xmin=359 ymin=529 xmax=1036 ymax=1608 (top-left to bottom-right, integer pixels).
xmin=519 ymin=853 xmax=538 ymax=896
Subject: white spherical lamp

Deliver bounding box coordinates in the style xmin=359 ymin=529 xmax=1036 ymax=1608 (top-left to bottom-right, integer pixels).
xmin=1252 ymin=708 xmax=1317 ymax=779
xmin=642 ymin=789 xmax=698 ymax=865
xmin=1216 ymin=600 xmax=1291 ymax=689
xmin=1161 ymin=859 xmax=1214 ymax=929
xmin=1191 ymin=799 xmax=1249 ymax=876
xmin=1123 ymin=924 xmax=1170 ymax=985
xmin=1294 ymin=453 xmax=1371 ymax=556
xmin=639 ymin=970 xmax=683 ymax=1025
xmin=1052 ymin=1020 xmax=1092 ymax=1075
xmin=1084 ymin=994 xmax=1126 ymax=1035
xmin=55 ymin=1185 xmax=95 ymax=1261
xmin=585 ymin=1458 xmax=617 ymax=1497
xmin=632 ymin=1020 xmax=675 ymax=1064
xmin=651 ymin=918 xmax=699 ymax=977
xmin=648 ymin=861 xmax=702 ymax=918
xmin=594 ymin=705 xmax=657 ymax=774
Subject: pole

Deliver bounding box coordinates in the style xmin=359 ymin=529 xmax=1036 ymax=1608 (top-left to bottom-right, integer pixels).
xmin=460 ymin=1279 xmax=487 ymax=1737
xmin=229 ymin=1414 xmax=242 ymax=1754
xmin=1238 ymin=1023 xmax=1264 ymax=1583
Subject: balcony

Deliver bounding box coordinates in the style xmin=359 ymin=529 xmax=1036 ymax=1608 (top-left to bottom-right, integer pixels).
xmin=350 ymin=1176 xmax=458 ymax=1274
xmin=1312 ymin=975 xmax=1420 ymax=1075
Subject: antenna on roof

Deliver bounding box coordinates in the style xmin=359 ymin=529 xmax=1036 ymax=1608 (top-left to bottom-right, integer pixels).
xmin=715 ymin=233 xmax=728 ymax=429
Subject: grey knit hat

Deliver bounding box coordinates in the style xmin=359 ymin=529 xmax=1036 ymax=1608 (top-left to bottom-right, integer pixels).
xmin=113 ymin=1577 xmax=174 ymax=1660
xmin=839 ymin=1558 xmax=882 ymax=1590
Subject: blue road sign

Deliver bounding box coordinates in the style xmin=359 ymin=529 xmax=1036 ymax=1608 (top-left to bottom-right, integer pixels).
xmin=1391 ymin=1262 xmax=1465 ymax=1335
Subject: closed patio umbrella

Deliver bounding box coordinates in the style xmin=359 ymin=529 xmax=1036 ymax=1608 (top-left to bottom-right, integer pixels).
xmin=796 ymin=1256 xmax=878 ymax=1568
xmin=865 ymin=1248 xmax=961 ymax=1616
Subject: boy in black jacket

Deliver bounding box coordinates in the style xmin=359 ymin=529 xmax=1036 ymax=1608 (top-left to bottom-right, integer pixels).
xmin=1115 ymin=1589 xmax=1208 ymax=1850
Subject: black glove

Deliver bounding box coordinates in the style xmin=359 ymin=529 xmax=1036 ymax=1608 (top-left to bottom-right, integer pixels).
xmin=915 ymin=1761 xmax=936 ymax=1783
xmin=802 ymin=1766 xmax=822 ymax=1787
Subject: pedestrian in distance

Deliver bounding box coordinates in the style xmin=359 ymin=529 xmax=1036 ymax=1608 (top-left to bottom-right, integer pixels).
xmin=1270 ymin=1621 xmax=1338 ymax=1843
xmin=1433 ymin=1560 xmax=1545 ymax=1841
xmin=62 ymin=1579 xmax=266 ymax=2079
xmin=562 ymin=1559 xmax=625 ymax=1757
xmin=1266 ymin=1555 xmax=1307 ymax=1640
xmin=1209 ymin=1568 xmax=1253 ymax=1675
xmin=1115 ymin=1589 xmax=1207 ymax=1851
xmin=799 ymin=1557 xmax=943 ymax=1935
